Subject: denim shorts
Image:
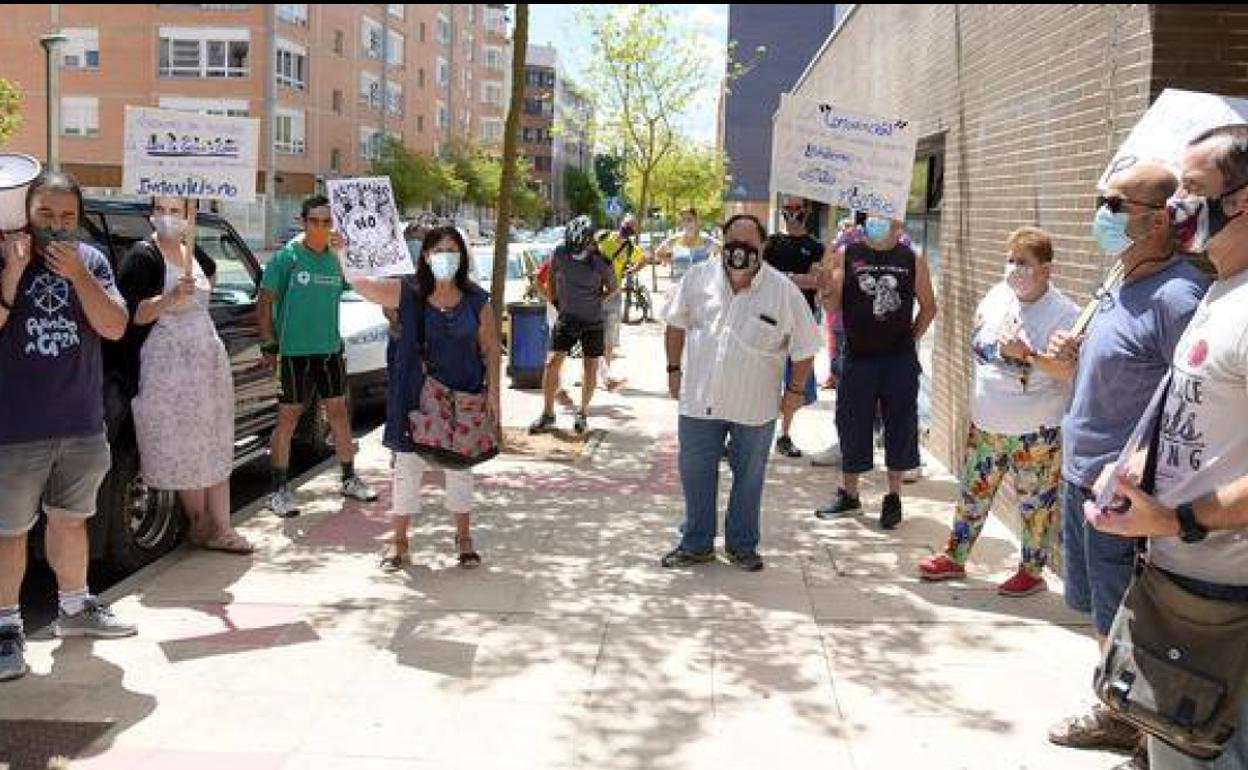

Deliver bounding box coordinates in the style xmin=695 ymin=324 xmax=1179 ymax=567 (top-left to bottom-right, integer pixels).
xmin=1060 ymin=479 xmax=1139 ymax=635
xmin=0 ymin=433 xmax=111 ymax=537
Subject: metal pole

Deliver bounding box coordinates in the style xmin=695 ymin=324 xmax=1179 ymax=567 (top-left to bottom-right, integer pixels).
xmin=264 ymin=4 xmax=277 ymax=248
xmin=39 ymin=32 xmax=68 ymax=171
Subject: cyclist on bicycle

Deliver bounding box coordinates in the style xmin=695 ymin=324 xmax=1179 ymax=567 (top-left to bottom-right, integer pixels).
xmin=595 ymin=215 xmax=648 ymax=392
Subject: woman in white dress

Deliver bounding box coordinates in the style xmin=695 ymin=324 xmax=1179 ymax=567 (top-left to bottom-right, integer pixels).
xmin=119 ymin=196 xmax=249 ymax=554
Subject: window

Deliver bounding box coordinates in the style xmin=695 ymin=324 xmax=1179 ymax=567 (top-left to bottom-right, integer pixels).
xmin=386 ymin=30 xmax=404 ymax=67
xmin=274 ymin=108 xmax=305 ymax=154
xmin=437 ymin=57 xmax=450 ymax=88
xmin=483 ymin=82 xmax=502 ymax=107
xmin=330 ymin=148 xmax=341 ymax=172
xmin=385 ymin=82 xmax=403 ymax=116
xmin=275 ymin=4 xmax=307 ymax=25
xmin=361 ymin=16 xmax=383 ymax=59
xmin=417 ymin=115 xmax=424 ymax=133
xmin=61 ymin=96 xmax=99 ymax=137
xmin=333 ymin=29 xmax=344 ymax=55
xmin=524 ymin=97 xmax=544 ymax=116
xmin=436 ymin=102 xmax=448 ymax=130
xmin=533 ymin=156 xmax=552 ymax=173
xmin=359 ymin=126 xmax=383 ymax=160
xmin=485 ymin=46 xmax=503 ymax=72
xmin=466 ymin=5 xmax=475 ymax=23
xmin=60 ymin=28 xmax=100 ymax=70
xmin=419 ymin=22 xmax=426 ymax=43
xmin=158 ymin=27 xmax=249 ymax=78
xmin=418 ymin=68 xmax=425 ymax=88
xmin=481 ymin=119 xmax=502 ymax=144
xmin=387 ymin=4 xmax=404 ymax=19
xmin=158 ymin=96 xmax=248 ymax=117
xmin=275 ymin=39 xmax=306 ymax=90
xmin=331 ymin=88 xmax=343 ymax=114
xmin=359 ymin=71 xmax=382 ymax=109
xmin=485 ymin=6 xmax=506 ymax=36
xmin=436 ymin=13 xmax=451 ymax=45
xmin=195 ymin=221 xmax=255 ymax=304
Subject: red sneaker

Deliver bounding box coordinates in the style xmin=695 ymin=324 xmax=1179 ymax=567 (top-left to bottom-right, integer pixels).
xmin=997 ymin=570 xmax=1047 ymax=597
xmin=918 ymin=553 xmax=966 ymax=581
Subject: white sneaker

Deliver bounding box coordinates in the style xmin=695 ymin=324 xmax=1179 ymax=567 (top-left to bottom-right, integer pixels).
xmin=269 ymin=489 xmax=301 ymax=519
xmin=809 ymin=445 xmax=842 ymax=467
xmin=904 ymin=465 xmax=926 ymax=484
xmin=342 ymin=476 xmax=379 ymax=502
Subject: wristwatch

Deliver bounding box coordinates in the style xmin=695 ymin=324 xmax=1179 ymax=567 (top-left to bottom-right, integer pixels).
xmin=666 ymin=364 xmax=681 ymax=374
xmin=1175 ymin=502 xmax=1209 ymax=544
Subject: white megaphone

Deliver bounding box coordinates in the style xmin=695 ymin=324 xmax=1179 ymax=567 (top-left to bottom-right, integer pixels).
xmin=0 ymin=153 xmax=43 ymax=233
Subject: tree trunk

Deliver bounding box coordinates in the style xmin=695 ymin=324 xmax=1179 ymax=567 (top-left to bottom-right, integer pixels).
xmin=491 ymin=4 xmax=528 ymax=330
xmin=639 ymin=169 xmax=657 ymax=291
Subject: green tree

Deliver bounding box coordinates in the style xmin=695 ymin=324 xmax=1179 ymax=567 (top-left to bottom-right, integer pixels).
xmin=629 ymin=141 xmax=727 ymax=227
xmin=564 ymin=166 xmax=604 ymax=225
xmin=0 ymin=78 xmax=21 ymax=145
xmin=371 ymin=137 xmax=463 ymax=212
xmin=581 ymin=5 xmax=711 ymax=248
xmin=489 ymin=3 xmax=529 ymax=326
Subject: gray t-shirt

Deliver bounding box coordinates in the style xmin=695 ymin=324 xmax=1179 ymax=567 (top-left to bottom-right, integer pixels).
xmin=0 ymin=244 xmax=123 ymax=444
xmin=1061 ymin=259 xmax=1210 ymax=488
xmin=1150 ymin=268 xmax=1248 ymax=586
xmin=552 ymin=243 xmax=616 ymax=324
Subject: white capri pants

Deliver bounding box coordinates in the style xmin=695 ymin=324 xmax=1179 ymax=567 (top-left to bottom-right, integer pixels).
xmin=390 ymin=452 xmax=475 ymax=516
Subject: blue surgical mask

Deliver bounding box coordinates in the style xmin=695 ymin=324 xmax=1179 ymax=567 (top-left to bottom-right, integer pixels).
xmin=864 ymin=217 xmax=891 ymax=242
xmin=429 ymin=250 xmax=460 ymax=282
xmin=1092 ymin=205 xmax=1133 ymax=255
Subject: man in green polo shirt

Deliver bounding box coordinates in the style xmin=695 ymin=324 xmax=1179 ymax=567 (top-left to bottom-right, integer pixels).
xmin=258 ymin=194 xmax=377 ymax=517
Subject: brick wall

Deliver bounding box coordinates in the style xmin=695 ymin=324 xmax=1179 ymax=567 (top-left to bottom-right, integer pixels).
xmin=793 ymin=4 xmax=1157 ymax=470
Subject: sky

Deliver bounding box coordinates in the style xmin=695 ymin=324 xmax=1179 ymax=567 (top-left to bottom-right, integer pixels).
xmin=526 ymin=4 xmax=729 ymax=144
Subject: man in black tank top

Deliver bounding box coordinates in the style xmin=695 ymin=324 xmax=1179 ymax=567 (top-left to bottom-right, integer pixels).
xmin=815 ymin=216 xmax=938 ymax=529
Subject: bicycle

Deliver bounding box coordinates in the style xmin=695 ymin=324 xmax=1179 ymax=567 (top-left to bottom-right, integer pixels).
xmin=621 ymin=269 xmax=653 ymax=324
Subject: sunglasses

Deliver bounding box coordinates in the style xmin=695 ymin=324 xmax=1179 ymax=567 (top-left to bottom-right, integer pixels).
xmin=1095 ymin=194 xmax=1163 ymax=214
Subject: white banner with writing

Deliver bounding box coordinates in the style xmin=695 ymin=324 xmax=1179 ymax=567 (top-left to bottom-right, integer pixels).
xmin=1100 ymin=88 xmax=1248 ymax=188
xmin=122 ymin=107 xmax=259 ymax=201
xmin=326 ymin=176 xmax=413 ymax=278
xmin=770 ymin=94 xmax=917 ymax=219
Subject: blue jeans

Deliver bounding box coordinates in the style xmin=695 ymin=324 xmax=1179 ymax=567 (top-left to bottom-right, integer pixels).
xmin=1060 ymin=480 xmax=1137 ymax=635
xmin=677 ymin=415 xmax=773 ymax=554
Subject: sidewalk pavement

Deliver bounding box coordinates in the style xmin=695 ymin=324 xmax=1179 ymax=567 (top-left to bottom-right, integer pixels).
xmin=3 ymin=289 xmax=1123 ymax=770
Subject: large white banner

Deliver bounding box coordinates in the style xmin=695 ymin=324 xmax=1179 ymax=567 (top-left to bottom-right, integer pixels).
xmin=770 ymin=94 xmax=917 ymax=219
xmin=1100 ymin=88 xmax=1248 ymax=188
xmin=122 ymin=107 xmax=259 ymax=201
xmin=326 ymin=176 xmax=413 ymax=278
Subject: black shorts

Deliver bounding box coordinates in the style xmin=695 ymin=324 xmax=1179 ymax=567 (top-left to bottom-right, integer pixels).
xmin=279 ymin=352 xmax=348 ymax=405
xmin=551 ymin=316 xmax=605 ymax=359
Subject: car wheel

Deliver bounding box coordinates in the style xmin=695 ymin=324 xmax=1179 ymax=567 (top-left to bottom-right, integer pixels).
xmin=98 ymin=442 xmax=184 ymax=579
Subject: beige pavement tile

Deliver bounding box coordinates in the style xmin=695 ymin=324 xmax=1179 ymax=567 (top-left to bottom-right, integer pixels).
xmin=572 ymin=704 xmax=720 ymax=770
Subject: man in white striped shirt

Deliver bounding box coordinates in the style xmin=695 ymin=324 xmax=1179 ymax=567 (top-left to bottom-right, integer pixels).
xmin=660 ymin=214 xmax=824 ymax=572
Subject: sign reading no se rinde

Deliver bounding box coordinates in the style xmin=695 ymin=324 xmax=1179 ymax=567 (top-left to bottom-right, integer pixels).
xmin=122 ymin=106 xmax=259 ymax=201
xmin=326 ymin=176 xmax=413 ymax=278
xmin=770 ymin=94 xmax=917 ymax=219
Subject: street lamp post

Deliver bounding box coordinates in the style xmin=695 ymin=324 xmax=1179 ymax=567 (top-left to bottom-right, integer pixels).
xmin=39 ymin=32 xmax=69 ymax=171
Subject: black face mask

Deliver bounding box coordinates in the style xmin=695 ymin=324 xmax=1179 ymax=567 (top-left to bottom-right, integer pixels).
xmin=782 ymin=209 xmax=807 ymax=227
xmin=723 ymin=240 xmax=759 ymax=271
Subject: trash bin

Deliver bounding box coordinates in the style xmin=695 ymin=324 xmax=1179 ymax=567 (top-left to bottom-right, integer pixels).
xmin=507 ymin=301 xmax=549 ymax=389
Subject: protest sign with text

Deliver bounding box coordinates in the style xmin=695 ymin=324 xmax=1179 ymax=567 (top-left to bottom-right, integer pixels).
xmin=770 ymin=95 xmax=917 ymax=219
xmin=326 ymin=176 xmax=413 ymax=278
xmin=122 ymin=107 xmax=258 ymax=201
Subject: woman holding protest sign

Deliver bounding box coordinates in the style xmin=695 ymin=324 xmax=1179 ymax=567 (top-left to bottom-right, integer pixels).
xmin=117 ymin=196 xmax=249 ymax=554
xmin=342 ymin=225 xmax=502 ymax=573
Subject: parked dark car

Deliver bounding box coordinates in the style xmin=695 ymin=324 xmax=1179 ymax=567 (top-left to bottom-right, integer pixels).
xmin=76 ymin=199 xmax=330 ymax=575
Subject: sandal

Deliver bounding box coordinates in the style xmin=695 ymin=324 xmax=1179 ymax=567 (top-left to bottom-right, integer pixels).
xmin=455 ymin=535 xmax=481 ymax=569
xmin=379 ymin=540 xmax=409 ymax=573
xmin=200 ymin=530 xmax=254 ymax=555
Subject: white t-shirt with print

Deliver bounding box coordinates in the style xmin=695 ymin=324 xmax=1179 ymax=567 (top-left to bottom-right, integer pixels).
xmin=969 ymin=282 xmax=1079 ymax=437
xmin=1150 ymin=268 xmax=1248 ymax=586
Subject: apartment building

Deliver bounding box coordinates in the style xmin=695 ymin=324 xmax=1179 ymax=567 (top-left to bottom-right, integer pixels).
xmin=520 ymin=44 xmax=594 ymax=222
xmin=0 ymin=3 xmax=511 ymax=240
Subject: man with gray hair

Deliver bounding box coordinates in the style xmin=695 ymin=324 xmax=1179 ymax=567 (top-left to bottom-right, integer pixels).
xmin=1086 ymin=124 xmax=1248 ymax=770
